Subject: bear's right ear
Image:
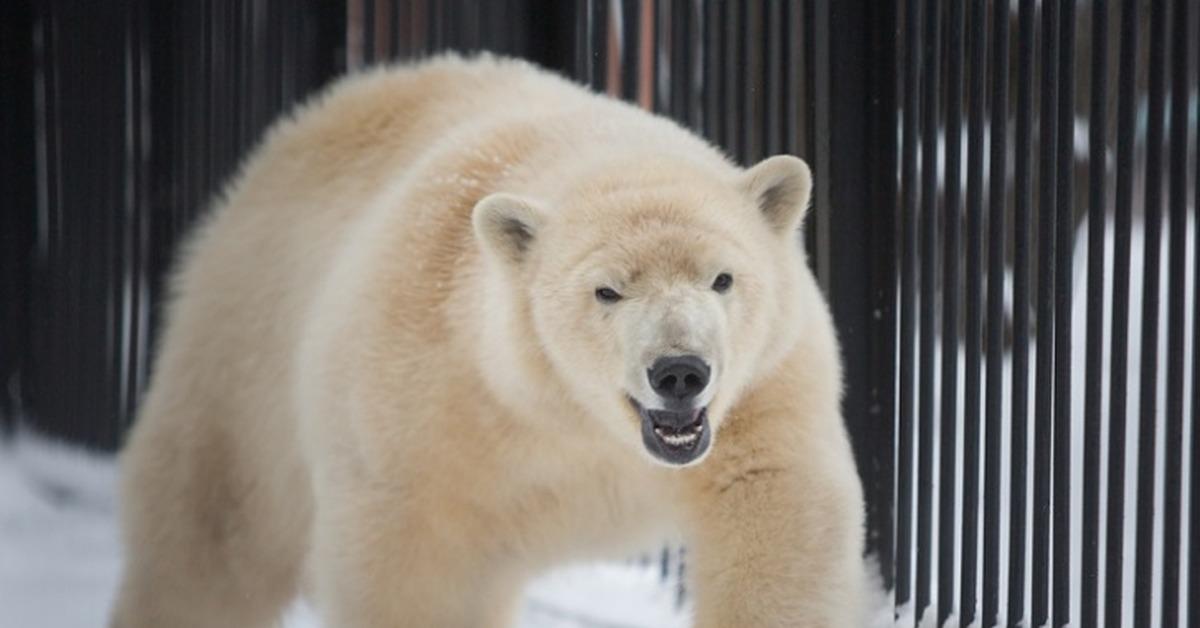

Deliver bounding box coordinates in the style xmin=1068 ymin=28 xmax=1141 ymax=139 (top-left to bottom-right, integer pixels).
xmin=472 ymin=193 xmax=546 ymax=267
xmin=741 ymin=155 xmax=813 ymax=236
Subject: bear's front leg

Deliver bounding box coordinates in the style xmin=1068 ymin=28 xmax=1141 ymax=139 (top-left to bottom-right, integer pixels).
xmin=684 ymin=419 xmax=865 ymax=628
xmin=309 ymin=488 xmax=522 ymax=628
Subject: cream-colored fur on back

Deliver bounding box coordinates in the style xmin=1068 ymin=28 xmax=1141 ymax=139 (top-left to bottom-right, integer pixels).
xmin=110 ymin=54 xmax=865 ymax=628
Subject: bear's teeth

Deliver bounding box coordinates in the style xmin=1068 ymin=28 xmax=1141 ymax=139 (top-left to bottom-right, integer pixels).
xmin=656 ymin=429 xmax=699 ymax=446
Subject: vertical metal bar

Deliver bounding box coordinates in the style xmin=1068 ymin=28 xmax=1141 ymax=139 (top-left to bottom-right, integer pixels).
xmin=212 ymin=0 xmax=222 ymax=182
xmin=148 ymin=0 xmax=183 ymax=359
xmin=239 ymin=1 xmax=253 ymax=142
xmin=128 ymin=0 xmax=147 ymax=442
xmin=1081 ymin=1 xmax=1109 ymax=625
xmin=228 ymin=0 xmax=239 ymax=162
xmin=112 ymin=0 xmax=130 ymax=444
xmin=874 ymin=0 xmax=900 ymax=590
xmin=227 ymin=1 xmax=242 ymax=154
xmin=118 ymin=0 xmax=134 ymax=429
xmin=742 ymin=1 xmax=762 ymax=162
xmin=264 ymin=0 xmax=281 ymax=111
xmin=280 ymin=0 xmax=296 ymax=100
xmin=414 ymin=0 xmax=427 ymax=58
xmin=374 ymin=0 xmax=392 ymax=59
xmin=620 ymin=0 xmax=640 ymax=102
xmin=1135 ymin=0 xmax=1168 ymax=624
xmin=574 ymin=0 xmax=592 ymax=85
xmin=671 ymin=0 xmax=689 ymax=122
xmin=687 ymin=0 xmax=703 ymax=132
xmin=959 ymin=0 xmax=987 ymax=621
xmin=982 ymin=1 xmax=1010 ymax=623
xmin=199 ymin=0 xmax=210 ymax=193
xmin=345 ymin=0 xmax=361 ymax=68
xmin=124 ymin=0 xmax=152 ymax=434
xmin=602 ymin=0 xmax=621 ymax=97
xmin=411 ymin=0 xmax=428 ymax=57
xmin=106 ymin=2 xmax=120 ymax=444
xmin=591 ymin=0 xmax=608 ymax=93
xmin=822 ymin=0 xmax=899 ymax=596
xmin=916 ymin=0 xmax=941 ymax=621
xmin=0 ymin=0 xmax=34 ymax=436
xmin=721 ymin=1 xmax=741 ymax=161
xmin=447 ymin=0 xmax=464 ymax=51
xmin=1161 ymin=0 xmax=1190 ymax=624
xmin=388 ymin=0 xmax=400 ymax=58
xmin=1191 ymin=13 xmax=1200 ymax=620
xmin=523 ymin=2 xmax=579 ymax=86
xmin=229 ymin=0 xmax=242 ymax=153
xmin=254 ymin=1 xmax=268 ymax=127
xmin=430 ymin=0 xmax=444 ymax=52
xmin=896 ymin=0 xmax=923 ymax=611
xmin=808 ymin=0 xmax=830 ymax=283
xmin=187 ymin=0 xmax=200 ymax=227
xmin=28 ymin=0 xmax=49 ymax=441
xmin=508 ymin=0 xmax=524 ymax=57
xmin=1031 ymin=0 xmax=1060 ymax=622
xmin=1009 ymin=0 xmax=1036 ymax=623
xmin=214 ymin=0 xmax=228 ymax=185
xmin=701 ymin=0 xmax=719 ymax=140
xmin=1105 ymin=2 xmax=1138 ymax=625
xmin=790 ymin=0 xmax=809 ymax=167
xmin=763 ymin=0 xmax=782 ymax=155
xmin=653 ymin=0 xmax=668 ymax=111
xmin=316 ymin=0 xmax=346 ymax=96
xmin=1053 ymin=2 xmax=1077 ymax=625
xmin=636 ymin=0 xmax=653 ymax=111
xmin=29 ymin=0 xmax=56 ymax=439
xmin=938 ymin=0 xmax=964 ymax=622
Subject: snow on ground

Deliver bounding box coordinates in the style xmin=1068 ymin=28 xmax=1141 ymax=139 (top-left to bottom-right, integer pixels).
xmin=0 ymin=436 xmax=121 ymax=628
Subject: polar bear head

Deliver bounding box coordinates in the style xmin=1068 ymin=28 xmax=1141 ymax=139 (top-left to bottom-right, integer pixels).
xmin=473 ymin=155 xmax=813 ymax=467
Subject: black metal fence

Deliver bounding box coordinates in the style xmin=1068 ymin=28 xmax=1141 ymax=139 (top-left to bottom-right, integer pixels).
xmin=3 ymin=0 xmax=344 ymax=449
xmin=2 ymin=1 xmax=1196 ymax=627
xmin=893 ymin=1 xmax=1197 ymax=626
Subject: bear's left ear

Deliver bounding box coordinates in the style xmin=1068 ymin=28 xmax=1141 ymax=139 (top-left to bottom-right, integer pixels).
xmin=741 ymin=155 xmax=813 ymax=236
xmin=472 ymin=193 xmax=547 ymax=267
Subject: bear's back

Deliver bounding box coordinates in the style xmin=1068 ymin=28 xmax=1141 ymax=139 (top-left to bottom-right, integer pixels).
xmin=158 ymin=56 xmax=585 ymax=364
xmin=144 ymin=54 xmax=729 ymax=445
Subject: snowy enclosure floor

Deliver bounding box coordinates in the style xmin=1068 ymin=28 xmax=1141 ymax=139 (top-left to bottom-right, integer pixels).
xmin=0 ymin=435 xmax=691 ymax=628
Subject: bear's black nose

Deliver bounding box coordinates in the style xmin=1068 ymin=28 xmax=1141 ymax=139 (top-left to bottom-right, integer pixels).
xmin=648 ymin=355 xmax=710 ymax=403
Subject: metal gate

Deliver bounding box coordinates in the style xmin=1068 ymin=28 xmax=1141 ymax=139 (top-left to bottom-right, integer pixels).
xmin=892 ymin=1 xmax=1197 ymax=626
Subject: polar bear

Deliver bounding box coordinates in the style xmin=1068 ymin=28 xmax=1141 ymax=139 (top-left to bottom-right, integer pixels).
xmin=110 ymin=54 xmax=864 ymax=628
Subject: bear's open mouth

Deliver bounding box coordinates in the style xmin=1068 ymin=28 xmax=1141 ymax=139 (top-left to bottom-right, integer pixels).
xmin=628 ymin=398 xmax=712 ymax=465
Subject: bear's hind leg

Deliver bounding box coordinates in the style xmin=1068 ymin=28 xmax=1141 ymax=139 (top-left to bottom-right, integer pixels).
xmin=109 ymin=417 xmax=305 ymax=628
xmin=109 ymin=557 xmax=295 ymax=628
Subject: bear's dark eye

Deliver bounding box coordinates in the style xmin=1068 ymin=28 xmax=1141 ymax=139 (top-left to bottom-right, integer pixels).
xmin=595 ymin=287 xmax=623 ymax=303
xmin=712 ymin=273 xmax=734 ymax=293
